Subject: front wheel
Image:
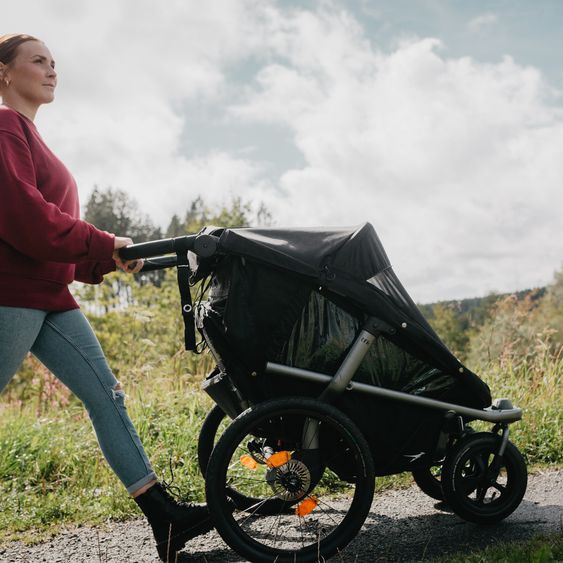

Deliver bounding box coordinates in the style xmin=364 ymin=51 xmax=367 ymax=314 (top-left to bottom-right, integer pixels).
xmin=205 ymin=397 xmax=376 ymax=563
xmin=441 ymin=432 xmax=527 ymax=524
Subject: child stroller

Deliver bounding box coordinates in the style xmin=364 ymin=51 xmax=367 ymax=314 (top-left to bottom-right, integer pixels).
xmin=121 ymin=223 xmax=528 ymax=563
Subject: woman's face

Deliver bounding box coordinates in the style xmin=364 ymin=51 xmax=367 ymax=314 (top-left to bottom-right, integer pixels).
xmin=2 ymin=40 xmax=57 ymax=109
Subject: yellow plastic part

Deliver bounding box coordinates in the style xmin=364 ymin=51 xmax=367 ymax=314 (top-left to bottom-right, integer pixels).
xmin=295 ymin=496 xmax=318 ymax=517
xmin=266 ymin=451 xmax=291 ymax=468
xmin=240 ymin=454 xmax=258 ymax=470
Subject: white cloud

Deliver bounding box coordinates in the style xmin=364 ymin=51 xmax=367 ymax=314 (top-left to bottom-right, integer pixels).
xmin=3 ymin=1 xmax=563 ymax=302
xmin=230 ymin=8 xmax=563 ymax=301
xmin=467 ymin=12 xmax=498 ymax=33
xmin=5 ymin=0 xmax=271 ymax=225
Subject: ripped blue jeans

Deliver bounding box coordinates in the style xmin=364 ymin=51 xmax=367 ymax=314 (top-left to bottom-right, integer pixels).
xmin=0 ymin=306 xmax=156 ymax=494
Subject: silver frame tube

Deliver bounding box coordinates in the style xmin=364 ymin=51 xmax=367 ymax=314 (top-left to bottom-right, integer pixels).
xmin=319 ymin=330 xmax=376 ymax=399
xmin=266 ymin=362 xmax=522 ymax=423
xmin=498 ymin=425 xmax=510 ymax=455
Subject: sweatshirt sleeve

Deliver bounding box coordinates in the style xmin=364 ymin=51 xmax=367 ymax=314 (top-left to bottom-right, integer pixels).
xmin=0 ymin=131 xmax=115 ymax=263
xmin=74 ymin=259 xmax=117 ymax=284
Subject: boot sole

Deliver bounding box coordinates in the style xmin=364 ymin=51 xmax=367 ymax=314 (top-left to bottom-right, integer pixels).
xmin=156 ymin=516 xmax=213 ymax=561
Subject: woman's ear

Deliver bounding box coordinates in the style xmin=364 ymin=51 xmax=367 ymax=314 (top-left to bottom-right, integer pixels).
xmin=0 ymin=63 xmax=10 ymax=88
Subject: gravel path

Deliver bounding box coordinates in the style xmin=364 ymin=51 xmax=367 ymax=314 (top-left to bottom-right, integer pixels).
xmin=1 ymin=469 xmax=561 ymax=562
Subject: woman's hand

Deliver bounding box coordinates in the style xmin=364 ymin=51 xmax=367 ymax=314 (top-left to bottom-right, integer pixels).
xmin=112 ymin=236 xmax=144 ymax=274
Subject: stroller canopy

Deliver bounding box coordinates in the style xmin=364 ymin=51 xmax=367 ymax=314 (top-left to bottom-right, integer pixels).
xmin=194 ymin=223 xmax=491 ymax=409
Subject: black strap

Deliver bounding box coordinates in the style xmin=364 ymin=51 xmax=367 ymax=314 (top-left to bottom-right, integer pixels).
xmin=176 ymin=250 xmax=196 ymax=351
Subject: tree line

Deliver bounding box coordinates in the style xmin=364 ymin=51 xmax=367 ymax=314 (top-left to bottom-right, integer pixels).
xmin=83 ymin=186 xmax=272 ymax=243
xmin=82 ymin=186 xmax=563 ymax=371
xmin=423 ymin=275 xmax=562 ymax=369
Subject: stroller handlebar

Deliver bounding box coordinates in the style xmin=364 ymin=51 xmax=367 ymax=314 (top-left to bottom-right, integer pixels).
xmin=119 ymin=234 xmax=194 ymax=260
xmin=119 ymin=233 xmax=219 ymax=261
xmin=138 ymin=255 xmax=179 ymax=272
xmin=119 ymin=233 xmax=219 ymax=272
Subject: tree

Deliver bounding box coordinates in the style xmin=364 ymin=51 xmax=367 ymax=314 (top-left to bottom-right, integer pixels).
xmin=84 ymin=186 xmax=162 ymax=242
xmin=165 ymin=195 xmax=273 ymax=236
xmin=165 ymin=214 xmax=184 ymax=238
xmin=534 ymin=265 xmax=563 ymax=348
xmin=83 ymin=186 xmax=164 ymax=291
xmin=429 ymin=303 xmax=469 ymax=360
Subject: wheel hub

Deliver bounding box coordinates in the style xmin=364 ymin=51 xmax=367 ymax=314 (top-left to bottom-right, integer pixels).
xmin=266 ymin=459 xmax=311 ymax=501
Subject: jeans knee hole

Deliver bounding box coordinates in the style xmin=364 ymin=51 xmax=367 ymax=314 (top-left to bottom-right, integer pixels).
xmin=111 ymin=382 xmax=126 ymax=401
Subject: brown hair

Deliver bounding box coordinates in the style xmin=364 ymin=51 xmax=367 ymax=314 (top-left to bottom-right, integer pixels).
xmin=0 ymin=34 xmax=40 ymax=65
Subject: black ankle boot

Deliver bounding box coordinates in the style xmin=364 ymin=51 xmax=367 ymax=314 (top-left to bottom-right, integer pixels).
xmin=134 ymin=483 xmax=212 ymax=561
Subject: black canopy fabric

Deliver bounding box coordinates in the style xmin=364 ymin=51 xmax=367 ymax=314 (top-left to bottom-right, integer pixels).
xmin=214 ymin=223 xmax=389 ymax=280
xmin=193 ymin=223 xmax=491 ymax=409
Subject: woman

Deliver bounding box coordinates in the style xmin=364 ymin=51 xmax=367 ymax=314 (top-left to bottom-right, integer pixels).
xmin=0 ymin=33 xmax=211 ymax=560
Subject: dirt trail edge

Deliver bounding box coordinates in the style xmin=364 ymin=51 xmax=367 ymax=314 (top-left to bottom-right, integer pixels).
xmin=1 ymin=469 xmax=561 ymax=562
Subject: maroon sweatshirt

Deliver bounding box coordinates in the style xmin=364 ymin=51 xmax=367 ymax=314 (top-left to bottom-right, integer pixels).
xmin=0 ymin=105 xmax=116 ymax=310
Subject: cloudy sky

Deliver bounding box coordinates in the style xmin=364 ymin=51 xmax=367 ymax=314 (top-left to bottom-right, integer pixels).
xmin=5 ymin=0 xmax=563 ymax=303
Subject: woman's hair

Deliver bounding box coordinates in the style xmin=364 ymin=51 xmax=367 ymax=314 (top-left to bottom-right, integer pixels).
xmin=0 ymin=34 xmax=39 ymax=65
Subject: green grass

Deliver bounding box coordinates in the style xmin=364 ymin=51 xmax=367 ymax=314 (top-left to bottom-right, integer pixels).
xmin=0 ymin=372 xmax=415 ymax=545
xmin=432 ymin=532 xmax=563 ymax=563
xmin=0 ymin=384 xmax=212 ymax=544
xmin=0 ymin=354 xmax=560 ymax=546
xmin=472 ymin=350 xmax=563 ymax=463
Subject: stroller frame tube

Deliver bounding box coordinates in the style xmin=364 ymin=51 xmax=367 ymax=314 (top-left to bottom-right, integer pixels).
xmin=319 ymin=329 xmax=376 ymax=401
xmin=265 ymin=360 xmax=522 ymax=424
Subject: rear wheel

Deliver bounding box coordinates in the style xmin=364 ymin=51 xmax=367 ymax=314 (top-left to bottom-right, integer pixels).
xmin=412 ymin=464 xmax=443 ymax=501
xmin=441 ymin=432 xmax=527 ymax=524
xmin=205 ymin=397 xmax=375 ymax=563
xmin=198 ymin=404 xmax=226 ymax=476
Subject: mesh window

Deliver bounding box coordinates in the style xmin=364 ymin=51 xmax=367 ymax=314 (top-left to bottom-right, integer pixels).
xmin=277 ymin=291 xmax=456 ymax=396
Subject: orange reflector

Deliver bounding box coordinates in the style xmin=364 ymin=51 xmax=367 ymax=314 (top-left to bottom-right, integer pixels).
xmin=266 ymin=451 xmax=291 ymax=468
xmin=295 ymin=496 xmax=318 ymax=517
xmin=240 ymin=455 xmax=257 ymax=470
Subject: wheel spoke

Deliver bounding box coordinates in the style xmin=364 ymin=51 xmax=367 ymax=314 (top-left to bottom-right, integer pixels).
xmin=298 ymin=514 xmax=306 ymax=548
xmin=492 ymin=482 xmax=506 ymax=495
xmin=235 ymin=491 xmax=284 ymax=523
xmin=269 ymin=512 xmax=284 ymax=547
xmin=206 ymin=399 xmax=375 ymax=560
xmin=475 ymin=485 xmax=487 ymax=504
xmin=473 ymin=452 xmax=489 ymax=475
xmin=460 ymin=474 xmax=480 ymax=496
xmin=228 ymin=475 xmax=271 ymax=484
xmin=314 ymin=497 xmax=348 ymax=528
